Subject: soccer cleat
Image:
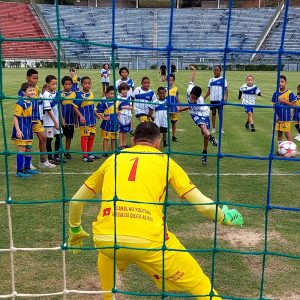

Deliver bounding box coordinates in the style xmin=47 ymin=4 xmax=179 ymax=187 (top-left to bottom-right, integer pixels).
xmin=221 ymin=129 xmax=225 ymax=134
xmin=119 ymin=146 xmax=126 ymax=150
xmin=245 ymin=122 xmax=250 ymax=130
xmin=89 ymin=154 xmax=101 ymax=159
xmin=25 ymin=169 xmax=40 ymax=175
xmin=82 ymin=156 xmax=94 ymax=162
xmin=209 ymin=135 xmax=218 ymax=147
xmin=39 ymin=160 xmax=56 ymax=168
xmin=172 ymin=136 xmax=179 ymax=142
xmin=16 ymin=171 xmax=32 ymax=178
xmin=30 ymin=163 xmax=37 ymax=170
xmin=64 ymin=153 xmax=72 ymax=160
xmin=211 ymin=128 xmax=216 ymax=134
xmin=54 ymin=157 xmax=67 ymax=164
xmin=129 ymin=130 xmax=135 ymax=137
xmin=250 ymin=124 xmax=256 ymax=132
xmin=163 ymin=142 xmax=168 ymax=148
xmin=294 ymin=134 xmax=300 ymax=141
xmin=201 ymin=155 xmax=208 ymax=166
xmin=102 ymin=154 xmax=109 ymax=158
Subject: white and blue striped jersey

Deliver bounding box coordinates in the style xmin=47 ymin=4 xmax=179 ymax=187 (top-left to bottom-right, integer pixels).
xmin=115 ymin=78 xmax=135 ymax=96
xmin=208 ymin=77 xmax=228 ymax=102
xmin=118 ymin=95 xmax=132 ymax=126
xmin=153 ymin=98 xmax=168 ymax=128
xmin=187 ymin=82 xmax=210 ymax=117
xmin=239 ymin=84 xmax=261 ymax=105
xmin=42 ymin=90 xmax=59 ymax=127
xmin=132 ymin=87 xmax=157 ymax=116
xmin=101 ymin=69 xmax=110 ymax=83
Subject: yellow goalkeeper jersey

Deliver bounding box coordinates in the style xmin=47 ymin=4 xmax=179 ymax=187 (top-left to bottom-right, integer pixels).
xmin=84 ymin=145 xmax=195 ymax=242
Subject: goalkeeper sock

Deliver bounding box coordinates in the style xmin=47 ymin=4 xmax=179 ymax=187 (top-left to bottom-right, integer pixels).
xmin=24 ymin=155 xmax=31 ymax=170
xmin=16 ymin=154 xmax=24 ymax=172
xmin=81 ymin=136 xmax=88 ymax=158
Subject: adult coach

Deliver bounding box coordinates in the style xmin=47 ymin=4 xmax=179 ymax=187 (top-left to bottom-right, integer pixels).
xmin=68 ymin=122 xmax=243 ymax=300
xmin=159 ymin=62 xmax=167 ymax=82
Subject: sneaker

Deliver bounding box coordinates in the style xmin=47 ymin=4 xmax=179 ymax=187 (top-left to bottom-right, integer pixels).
xmin=30 ymin=163 xmax=37 ymax=170
xmin=89 ymin=154 xmax=101 ymax=159
xmin=211 ymin=128 xmax=216 ymax=134
xmin=221 ymin=129 xmax=225 ymax=134
xmin=250 ymin=124 xmax=256 ymax=132
xmin=245 ymin=122 xmax=250 ymax=130
xmin=39 ymin=160 xmax=56 ymax=168
xmin=209 ymin=135 xmax=218 ymax=147
xmin=82 ymin=156 xmax=94 ymax=162
xmin=16 ymin=171 xmax=32 ymax=178
xmin=201 ymin=155 xmax=208 ymax=166
xmin=102 ymin=154 xmax=109 ymax=158
xmin=54 ymin=157 xmax=67 ymax=164
xmin=295 ymin=134 xmax=300 ymax=141
xmin=163 ymin=142 xmax=168 ymax=147
xmin=172 ymin=136 xmax=179 ymax=142
xmin=64 ymin=153 xmax=72 ymax=160
xmin=25 ymin=169 xmax=40 ymax=175
xmin=119 ymin=146 xmax=126 ymax=150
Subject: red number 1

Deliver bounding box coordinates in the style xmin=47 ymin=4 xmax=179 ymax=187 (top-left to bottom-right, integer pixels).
xmin=128 ymin=157 xmax=139 ymax=181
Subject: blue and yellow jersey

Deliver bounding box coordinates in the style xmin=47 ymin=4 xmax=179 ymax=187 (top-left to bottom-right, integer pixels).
xmin=71 ymin=75 xmax=81 ymax=92
xmin=61 ymin=91 xmax=76 ymax=125
xmin=73 ymin=91 xmax=96 ymax=127
xmin=83 ymin=145 xmax=196 ymax=242
xmin=97 ymin=100 xmax=120 ymax=132
xmin=11 ymin=99 xmax=33 ymax=141
xmin=292 ymin=94 xmax=300 ymax=122
xmin=165 ymin=86 xmax=179 ymax=98
xmin=166 ymin=86 xmax=179 ymax=113
xmin=18 ymin=86 xmax=42 ymax=121
xmin=272 ymin=89 xmax=296 ymax=121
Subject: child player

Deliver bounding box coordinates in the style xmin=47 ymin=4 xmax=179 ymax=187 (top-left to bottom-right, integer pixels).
xmin=166 ymin=74 xmax=180 ymax=142
xmin=271 ymin=75 xmax=296 ymax=148
xmin=293 ymin=84 xmax=300 ymax=141
xmin=238 ymin=74 xmax=262 ymax=132
xmin=100 ymin=63 xmax=110 ymax=96
xmin=115 ymin=67 xmax=135 ymax=97
xmin=132 ymin=77 xmax=157 ymax=122
xmin=69 ymin=68 xmax=81 ymax=92
xmin=12 ymin=82 xmax=40 ymax=178
xmin=204 ymin=65 xmax=228 ymax=134
xmin=61 ymin=76 xmax=77 ymax=159
xmin=96 ymin=86 xmax=120 ymax=156
xmin=18 ymin=69 xmax=55 ymax=169
xmin=73 ymin=76 xmax=99 ymax=162
xmin=180 ymin=66 xmax=218 ymax=165
xmin=118 ymin=83 xmax=132 ymax=149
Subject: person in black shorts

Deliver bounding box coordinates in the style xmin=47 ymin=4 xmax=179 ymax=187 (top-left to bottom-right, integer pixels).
xmin=159 ymin=63 xmax=167 ymax=82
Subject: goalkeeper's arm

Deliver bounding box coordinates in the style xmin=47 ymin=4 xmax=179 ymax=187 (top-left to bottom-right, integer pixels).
xmin=184 ymin=188 xmax=243 ymax=226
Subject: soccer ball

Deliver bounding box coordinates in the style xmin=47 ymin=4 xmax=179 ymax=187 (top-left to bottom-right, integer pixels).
xmin=278 ymin=141 xmax=298 ymax=158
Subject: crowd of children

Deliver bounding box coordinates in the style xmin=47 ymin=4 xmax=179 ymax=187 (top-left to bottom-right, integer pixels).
xmin=11 ymin=65 xmax=300 ymax=177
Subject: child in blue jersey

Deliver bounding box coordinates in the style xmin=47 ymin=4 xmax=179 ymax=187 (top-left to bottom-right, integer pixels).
xmin=118 ymin=82 xmax=132 ymax=150
xmin=12 ymin=82 xmax=39 ymax=178
xmin=272 ymin=75 xmax=296 ymax=148
xmin=73 ymin=76 xmax=99 ymax=162
xmin=61 ymin=76 xmax=77 ymax=159
xmin=180 ymin=66 xmax=217 ymax=165
xmin=100 ymin=63 xmax=110 ymax=96
xmin=293 ymin=84 xmax=300 ymax=141
xmin=204 ymin=65 xmax=228 ymax=134
xmin=115 ymin=67 xmax=135 ymax=97
xmin=69 ymin=68 xmax=81 ymax=92
xmin=238 ymin=75 xmax=262 ymax=132
xmin=132 ymin=76 xmax=157 ymax=122
xmin=96 ymin=86 xmax=120 ymax=156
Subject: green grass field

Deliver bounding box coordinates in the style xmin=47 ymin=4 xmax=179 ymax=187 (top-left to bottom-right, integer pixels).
xmin=0 ymin=68 xmax=299 ymax=299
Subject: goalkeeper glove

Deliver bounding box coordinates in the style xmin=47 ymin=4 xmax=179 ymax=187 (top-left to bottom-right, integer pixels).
xmin=222 ymin=205 xmax=244 ymax=226
xmin=68 ymin=225 xmax=90 ymax=254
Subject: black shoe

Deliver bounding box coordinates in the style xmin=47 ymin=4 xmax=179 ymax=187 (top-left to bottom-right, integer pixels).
xmin=201 ymin=155 xmax=208 ymax=166
xmin=64 ymin=153 xmax=72 ymax=159
xmin=82 ymin=156 xmax=94 ymax=162
xmin=172 ymin=136 xmax=178 ymax=142
xmin=245 ymin=122 xmax=250 ymax=130
xmin=209 ymin=135 xmax=218 ymax=147
xmin=163 ymin=142 xmax=168 ymax=147
xmin=250 ymin=124 xmax=256 ymax=132
xmin=102 ymin=154 xmax=109 ymax=158
xmin=129 ymin=130 xmax=135 ymax=137
xmin=89 ymin=154 xmax=101 ymax=159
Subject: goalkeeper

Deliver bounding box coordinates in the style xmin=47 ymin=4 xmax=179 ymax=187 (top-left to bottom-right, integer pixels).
xmin=69 ymin=122 xmax=243 ymax=300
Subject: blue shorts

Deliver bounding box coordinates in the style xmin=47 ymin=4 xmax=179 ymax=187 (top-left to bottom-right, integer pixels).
xmin=245 ymin=106 xmax=254 ymax=113
xmin=191 ymin=114 xmax=210 ymax=129
xmin=119 ymin=123 xmax=131 ymax=133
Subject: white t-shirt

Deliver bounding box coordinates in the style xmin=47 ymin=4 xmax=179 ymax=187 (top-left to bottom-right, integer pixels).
xmin=118 ymin=95 xmax=132 ymax=125
xmin=42 ymin=90 xmax=59 ymax=127
xmin=208 ymin=77 xmax=228 ymax=102
xmin=132 ymin=87 xmax=157 ymax=116
xmin=100 ymin=69 xmax=110 ymax=83
xmin=187 ymin=82 xmax=210 ymax=117
xmin=153 ymin=98 xmax=168 ymax=128
xmin=239 ymin=84 xmax=261 ymax=105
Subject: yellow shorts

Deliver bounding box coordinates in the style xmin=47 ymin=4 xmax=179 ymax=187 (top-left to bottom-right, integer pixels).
xmin=276 ymin=121 xmax=291 ymax=132
xmin=138 ymin=115 xmax=151 ymax=123
xmin=15 ymin=140 xmax=33 ymax=147
xmin=170 ymin=113 xmax=179 ymax=122
xmin=94 ymin=232 xmax=214 ymax=294
xmin=32 ymin=120 xmax=44 ymax=133
xmin=80 ymin=126 xmax=96 ymax=137
xmin=101 ymin=129 xmax=118 ymax=140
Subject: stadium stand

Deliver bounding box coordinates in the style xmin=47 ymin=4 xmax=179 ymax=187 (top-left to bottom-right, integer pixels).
xmin=0 ymin=2 xmax=56 ymax=60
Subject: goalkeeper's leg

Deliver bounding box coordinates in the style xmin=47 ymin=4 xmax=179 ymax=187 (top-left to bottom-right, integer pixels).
xmin=188 ymin=276 xmax=220 ymax=300
xmin=98 ymin=252 xmax=114 ymax=300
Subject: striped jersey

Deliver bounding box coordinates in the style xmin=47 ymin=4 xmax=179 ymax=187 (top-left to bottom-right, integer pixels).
xmin=208 ymin=77 xmax=228 ymax=101
xmin=18 ymin=86 xmax=42 ymax=121
xmin=61 ymin=91 xmax=76 ymax=125
xmin=100 ymin=69 xmax=110 ymax=83
xmin=239 ymin=84 xmax=261 ymax=105
xmin=12 ymin=99 xmax=33 ymax=141
xmin=97 ymin=99 xmax=120 ymax=132
xmin=71 ymin=75 xmax=81 ymax=92
xmin=42 ymin=90 xmax=59 ymax=127
xmin=132 ymin=87 xmax=157 ymax=116
xmin=187 ymin=82 xmax=210 ymax=117
xmin=115 ymin=78 xmax=135 ymax=96
xmin=118 ymin=95 xmax=132 ymax=126
xmin=153 ymin=98 xmax=168 ymax=128
xmin=272 ymin=89 xmax=296 ymax=121
xmin=73 ymin=91 xmax=96 ymax=127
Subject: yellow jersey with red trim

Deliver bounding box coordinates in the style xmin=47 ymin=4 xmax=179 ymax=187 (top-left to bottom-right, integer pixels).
xmin=84 ymin=145 xmax=195 ymax=242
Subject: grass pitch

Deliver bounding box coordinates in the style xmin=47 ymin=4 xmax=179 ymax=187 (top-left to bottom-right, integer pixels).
xmin=0 ymin=68 xmax=299 ymax=299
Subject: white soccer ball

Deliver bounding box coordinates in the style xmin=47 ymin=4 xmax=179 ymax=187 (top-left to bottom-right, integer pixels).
xmin=278 ymin=141 xmax=298 ymax=158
